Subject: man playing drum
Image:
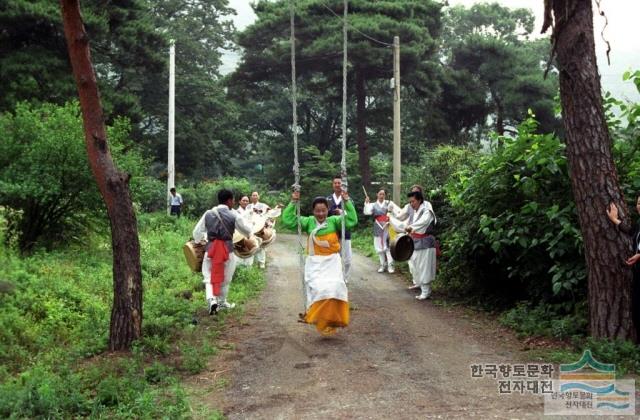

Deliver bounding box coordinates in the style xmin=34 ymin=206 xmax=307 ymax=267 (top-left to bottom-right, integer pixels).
xmin=192 ymin=189 xmax=253 ymax=314
xmin=390 ymin=190 xmax=437 ymax=300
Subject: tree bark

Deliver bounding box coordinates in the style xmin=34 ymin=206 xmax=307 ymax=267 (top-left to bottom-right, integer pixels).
xmin=543 ymin=0 xmax=634 ymax=340
xmin=60 ymin=0 xmax=143 ymax=350
xmin=355 ymin=70 xmax=372 ymax=189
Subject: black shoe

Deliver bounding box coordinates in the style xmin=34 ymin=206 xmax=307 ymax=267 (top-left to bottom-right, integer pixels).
xmin=208 ymin=299 xmax=218 ymax=315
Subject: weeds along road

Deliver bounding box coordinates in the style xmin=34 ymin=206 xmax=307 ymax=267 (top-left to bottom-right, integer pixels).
xmin=189 ymin=234 xmax=545 ymax=419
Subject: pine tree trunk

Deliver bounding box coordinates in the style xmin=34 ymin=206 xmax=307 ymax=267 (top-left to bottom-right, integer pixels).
xmin=545 ymin=0 xmax=634 ymax=339
xmin=60 ymin=0 xmax=143 ymax=350
xmin=355 ymin=70 xmax=372 ymax=189
xmin=492 ymin=89 xmax=505 ymax=136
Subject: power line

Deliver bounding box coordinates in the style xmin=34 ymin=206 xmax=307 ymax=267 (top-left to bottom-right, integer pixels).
xmin=317 ymin=1 xmax=393 ymax=48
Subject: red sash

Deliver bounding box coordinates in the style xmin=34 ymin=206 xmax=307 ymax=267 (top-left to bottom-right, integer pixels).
xmin=375 ymin=215 xmax=389 ymax=223
xmin=411 ymin=232 xmax=441 ymax=259
xmin=207 ymin=239 xmax=229 ymax=296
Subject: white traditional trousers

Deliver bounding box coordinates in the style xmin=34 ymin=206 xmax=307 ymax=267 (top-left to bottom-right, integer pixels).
xmin=202 ymin=253 xmax=237 ymax=303
xmin=409 ymin=248 xmax=436 ymax=295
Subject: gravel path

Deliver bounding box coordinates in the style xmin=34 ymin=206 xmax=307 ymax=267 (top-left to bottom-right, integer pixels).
xmin=188 ymin=234 xmax=551 ymax=419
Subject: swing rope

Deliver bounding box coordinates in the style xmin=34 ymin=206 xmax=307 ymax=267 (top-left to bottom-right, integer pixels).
xmin=289 ymin=0 xmax=306 ymax=310
xmin=340 ymin=0 xmax=348 ymax=279
xmin=290 ymin=0 xmax=350 ymax=313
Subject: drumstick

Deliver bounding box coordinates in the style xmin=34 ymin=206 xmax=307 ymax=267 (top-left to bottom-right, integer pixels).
xmin=362 ymin=185 xmax=370 ymax=201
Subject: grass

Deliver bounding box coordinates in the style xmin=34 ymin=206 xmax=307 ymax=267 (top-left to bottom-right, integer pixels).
xmin=0 ymin=212 xmax=265 ymax=418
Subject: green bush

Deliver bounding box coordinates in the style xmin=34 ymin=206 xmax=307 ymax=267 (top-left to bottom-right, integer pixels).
xmin=130 ymin=176 xmax=166 ymax=213
xmin=608 ymin=71 xmax=640 ymax=207
xmin=582 ymin=337 xmax=640 ymax=376
xmin=180 ymin=177 xmax=273 ymax=217
xmin=499 ymin=301 xmax=587 ymax=339
xmin=442 ymin=114 xmax=584 ymax=305
xmin=0 ymin=101 xmax=148 ymax=252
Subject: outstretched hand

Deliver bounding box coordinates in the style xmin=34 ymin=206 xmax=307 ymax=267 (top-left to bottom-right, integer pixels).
xmin=626 ymin=254 xmax=640 ymax=266
xmin=341 ymin=190 xmax=350 ymax=202
xmin=607 ymin=202 xmax=619 ymax=224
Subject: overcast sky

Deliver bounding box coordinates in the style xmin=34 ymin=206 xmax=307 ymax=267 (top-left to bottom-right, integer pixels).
xmin=221 ymin=0 xmax=640 ymax=101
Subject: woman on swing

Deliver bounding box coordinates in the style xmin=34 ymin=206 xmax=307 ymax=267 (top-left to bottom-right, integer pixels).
xmin=282 ymin=188 xmax=358 ymax=335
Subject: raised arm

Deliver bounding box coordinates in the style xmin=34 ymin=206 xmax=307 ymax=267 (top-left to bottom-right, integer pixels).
xmin=344 ymin=199 xmax=358 ymax=230
xmin=282 ymin=192 xmax=310 ymax=231
xmin=282 ymin=202 xmax=298 ymax=230
xmin=389 ymin=201 xmax=410 ymax=221
xmin=363 ymin=200 xmax=373 ymax=215
xmin=330 ymin=192 xmax=357 ymax=230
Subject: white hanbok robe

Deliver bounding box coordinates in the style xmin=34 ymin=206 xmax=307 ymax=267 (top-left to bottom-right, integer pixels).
xmin=390 ymin=202 xmax=437 ymax=292
xmin=363 ymin=200 xmax=396 ymax=267
xmin=192 ymin=205 xmax=252 ymax=302
xmin=246 ymin=202 xmax=281 ymax=265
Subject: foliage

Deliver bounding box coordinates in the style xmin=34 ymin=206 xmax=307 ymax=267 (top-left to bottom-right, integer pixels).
xmin=415 ymin=73 xmax=640 ymax=343
xmin=0 ymin=101 xmax=147 ymax=252
xmin=1 ymin=0 xmax=240 ymax=178
xmin=607 ymin=70 xmax=640 ymax=205
xmin=439 ymin=3 xmax=560 ymax=137
xmin=403 ymin=144 xmax=479 ymax=234
xmin=581 ymin=337 xmax=640 ymax=376
xmin=442 ymin=113 xmax=583 ymax=305
xmin=230 ymin=0 xmax=443 ymax=188
xmin=144 ymin=0 xmax=244 ymax=178
xmin=178 ymin=177 xmax=282 ymax=217
xmin=530 ymin=337 xmax=640 ymax=377
xmin=499 ymin=301 xmax=587 ymax=340
xmin=0 ymin=0 xmax=165 ymax=123
xmin=0 ymin=212 xmax=265 ymax=417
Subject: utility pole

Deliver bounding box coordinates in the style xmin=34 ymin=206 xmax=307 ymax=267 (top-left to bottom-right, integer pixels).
xmin=167 ymin=39 xmax=175 ymax=214
xmin=392 ymin=36 xmax=401 ymax=204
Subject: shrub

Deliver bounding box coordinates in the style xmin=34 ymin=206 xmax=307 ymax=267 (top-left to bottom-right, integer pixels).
xmin=180 ymin=177 xmax=268 ymax=217
xmin=0 ymin=101 xmax=147 ymax=252
xmin=442 ymin=114 xmax=584 ymax=305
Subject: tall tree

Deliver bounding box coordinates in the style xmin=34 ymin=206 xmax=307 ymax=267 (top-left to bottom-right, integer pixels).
xmin=60 ymin=0 xmax=143 ymax=350
xmin=542 ymin=0 xmax=634 ymax=339
xmin=2 ymin=0 xmax=239 ymax=177
xmin=144 ymin=0 xmax=241 ymax=177
xmin=0 ymin=0 xmax=165 ymax=122
xmin=231 ymin=0 xmax=442 ymax=189
xmin=441 ymin=3 xmax=559 ymax=137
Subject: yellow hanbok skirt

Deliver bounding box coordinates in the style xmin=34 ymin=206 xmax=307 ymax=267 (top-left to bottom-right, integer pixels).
xmin=304 ymin=298 xmax=349 ymax=335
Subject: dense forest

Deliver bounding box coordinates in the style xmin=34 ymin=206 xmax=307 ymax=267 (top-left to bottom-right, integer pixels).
xmin=1 ymin=0 xmax=640 ymax=417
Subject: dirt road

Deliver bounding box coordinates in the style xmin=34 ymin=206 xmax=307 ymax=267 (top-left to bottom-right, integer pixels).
xmin=191 ymin=234 xmax=548 ymax=418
